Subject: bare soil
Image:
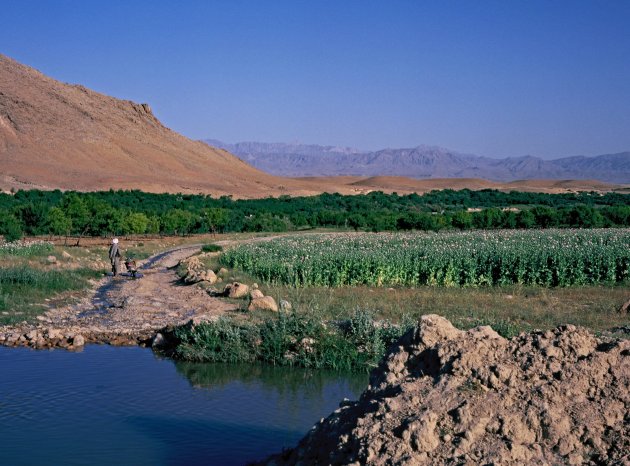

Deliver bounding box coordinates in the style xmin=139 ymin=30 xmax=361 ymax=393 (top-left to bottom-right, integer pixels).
xmin=264 ymin=315 xmax=629 ymax=465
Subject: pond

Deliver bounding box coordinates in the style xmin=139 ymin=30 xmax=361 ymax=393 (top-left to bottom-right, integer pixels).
xmin=0 ymin=345 xmax=367 ymax=466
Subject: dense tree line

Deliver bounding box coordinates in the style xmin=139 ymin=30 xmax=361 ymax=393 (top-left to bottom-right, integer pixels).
xmin=0 ymin=189 xmax=628 ymax=241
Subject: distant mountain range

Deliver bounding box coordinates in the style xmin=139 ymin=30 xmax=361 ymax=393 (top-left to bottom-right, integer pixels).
xmin=204 ymin=140 xmax=630 ymax=184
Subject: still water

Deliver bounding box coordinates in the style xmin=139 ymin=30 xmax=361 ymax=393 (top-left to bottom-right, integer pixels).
xmin=0 ymin=345 xmax=367 ymax=466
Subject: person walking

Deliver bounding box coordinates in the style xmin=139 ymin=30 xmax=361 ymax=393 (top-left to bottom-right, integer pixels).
xmin=108 ymin=238 xmax=123 ymax=276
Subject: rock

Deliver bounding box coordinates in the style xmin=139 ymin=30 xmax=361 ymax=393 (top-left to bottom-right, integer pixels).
xmin=251 ymin=283 xmax=259 ymax=290
xmin=47 ymin=328 xmax=62 ymax=339
xmin=279 ymin=300 xmax=292 ymax=311
xmin=25 ymin=330 xmax=38 ymax=341
xmin=72 ymin=334 xmax=85 ymax=346
xmin=46 ymin=255 xmax=57 ymax=264
xmin=298 ymin=337 xmax=316 ymax=353
xmin=225 ymin=282 xmax=249 ymax=299
xmin=201 ymin=269 xmax=218 ymax=284
xmin=619 ymin=298 xmax=630 ymax=314
xmin=250 ymin=289 xmax=265 ymax=299
xmin=151 ymin=332 xmax=166 ymax=348
xmin=248 ymin=296 xmax=278 ymax=312
xmin=61 ymin=250 xmax=72 ymax=259
xmin=217 ymin=267 xmax=228 ymax=276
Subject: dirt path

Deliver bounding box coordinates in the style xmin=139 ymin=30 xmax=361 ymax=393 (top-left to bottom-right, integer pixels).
xmin=0 ymin=244 xmax=238 ymax=348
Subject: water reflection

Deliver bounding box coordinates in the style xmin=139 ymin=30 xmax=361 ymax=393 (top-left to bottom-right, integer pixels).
xmin=176 ymin=360 xmax=367 ymax=396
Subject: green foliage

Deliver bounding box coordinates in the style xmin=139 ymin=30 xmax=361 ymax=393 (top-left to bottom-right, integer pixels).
xmin=171 ymin=309 xmax=412 ymax=372
xmin=0 ymin=188 xmax=628 ymax=238
xmin=221 ymin=229 xmax=630 ymax=288
xmin=202 ymin=208 xmax=229 ymax=234
xmin=161 ymin=209 xmax=195 ymax=235
xmin=124 ymin=212 xmax=150 ymax=235
xmin=201 ymin=243 xmax=223 ymax=253
xmin=46 ymin=207 xmax=72 ymax=236
xmin=0 ymin=213 xmax=23 ymax=242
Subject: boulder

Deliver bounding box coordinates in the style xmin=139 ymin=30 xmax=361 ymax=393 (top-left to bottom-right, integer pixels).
xmin=248 ymin=296 xmax=278 ymax=312
xmin=200 ymin=269 xmax=218 ymax=284
xmin=151 ymin=332 xmax=166 ymax=348
xmin=225 ymin=282 xmax=249 ymax=299
xmin=280 ymin=300 xmax=293 ymax=311
xmin=250 ymin=289 xmax=265 ymax=299
xmin=47 ymin=328 xmax=62 ymax=339
xmin=46 ymin=255 xmax=57 ymax=264
xmin=61 ymin=250 xmax=73 ymax=259
xmin=72 ymin=334 xmax=85 ymax=347
xmin=217 ymin=267 xmax=229 ymax=276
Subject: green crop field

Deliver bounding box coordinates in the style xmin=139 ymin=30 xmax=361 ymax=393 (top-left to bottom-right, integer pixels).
xmin=221 ymin=229 xmax=630 ymax=288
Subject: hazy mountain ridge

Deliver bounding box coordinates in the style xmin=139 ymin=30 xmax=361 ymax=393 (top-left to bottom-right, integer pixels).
xmin=204 ymin=140 xmax=630 ymax=183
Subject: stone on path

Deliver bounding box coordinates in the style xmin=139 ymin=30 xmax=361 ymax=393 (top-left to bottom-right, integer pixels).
xmin=250 ymin=289 xmax=264 ymax=299
xmin=225 ymin=282 xmax=249 ymax=299
xmin=248 ymin=296 xmax=278 ymax=312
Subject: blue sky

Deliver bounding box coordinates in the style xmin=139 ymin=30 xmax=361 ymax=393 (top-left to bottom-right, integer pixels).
xmin=2 ymin=0 xmax=630 ymax=159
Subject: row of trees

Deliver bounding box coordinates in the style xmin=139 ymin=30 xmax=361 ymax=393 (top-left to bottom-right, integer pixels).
xmin=0 ymin=189 xmax=629 ymax=241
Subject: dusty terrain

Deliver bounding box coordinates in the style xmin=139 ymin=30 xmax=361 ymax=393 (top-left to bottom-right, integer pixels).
xmin=265 ymin=315 xmax=629 ymax=465
xmin=1 ymin=53 xmax=627 ymax=197
xmin=0 ymin=245 xmax=236 ymax=348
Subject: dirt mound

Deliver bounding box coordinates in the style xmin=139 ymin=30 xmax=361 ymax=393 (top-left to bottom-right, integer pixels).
xmin=265 ymin=315 xmax=629 ymax=465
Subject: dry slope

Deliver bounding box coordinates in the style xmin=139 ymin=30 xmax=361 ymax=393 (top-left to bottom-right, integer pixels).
xmin=265 ymin=315 xmax=629 ymax=465
xmin=0 ymin=54 xmax=320 ymax=197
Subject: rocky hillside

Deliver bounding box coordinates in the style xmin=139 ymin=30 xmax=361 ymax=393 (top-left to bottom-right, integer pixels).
xmin=205 ymin=140 xmax=630 ymax=184
xmin=0 ymin=54 xmax=321 ymax=197
xmin=263 ymin=315 xmax=629 ymax=465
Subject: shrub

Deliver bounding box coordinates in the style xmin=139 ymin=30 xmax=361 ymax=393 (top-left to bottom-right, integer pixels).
xmin=170 ymin=309 xmax=412 ymax=372
xmin=201 ymin=243 xmax=223 ymax=253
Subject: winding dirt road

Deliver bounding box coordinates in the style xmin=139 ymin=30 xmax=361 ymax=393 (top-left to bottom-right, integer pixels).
xmin=0 ymin=245 xmax=237 ymax=348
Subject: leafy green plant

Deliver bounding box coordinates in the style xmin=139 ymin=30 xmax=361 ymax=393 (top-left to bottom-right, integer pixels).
xmin=201 ymin=243 xmax=223 ymax=253
xmin=170 ymin=309 xmax=412 ymax=372
xmin=221 ymin=229 xmax=630 ymax=288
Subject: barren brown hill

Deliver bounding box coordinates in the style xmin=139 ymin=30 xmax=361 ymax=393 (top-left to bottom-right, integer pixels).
xmin=1 ymin=54 xmax=627 ymax=197
xmin=0 ymin=53 xmax=334 ymax=197
xmin=315 ymin=175 xmax=628 ymax=195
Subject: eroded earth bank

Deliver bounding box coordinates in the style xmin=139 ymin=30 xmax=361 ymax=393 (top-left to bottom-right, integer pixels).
xmin=263 ymin=315 xmax=629 ymax=465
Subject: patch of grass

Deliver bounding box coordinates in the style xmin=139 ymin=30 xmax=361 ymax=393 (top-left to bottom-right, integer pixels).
xmin=170 ymin=309 xmax=412 ymax=372
xmin=260 ymin=283 xmax=629 ymax=335
xmin=201 ymin=243 xmax=223 ymax=253
xmin=0 ymin=266 xmax=101 ymax=325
